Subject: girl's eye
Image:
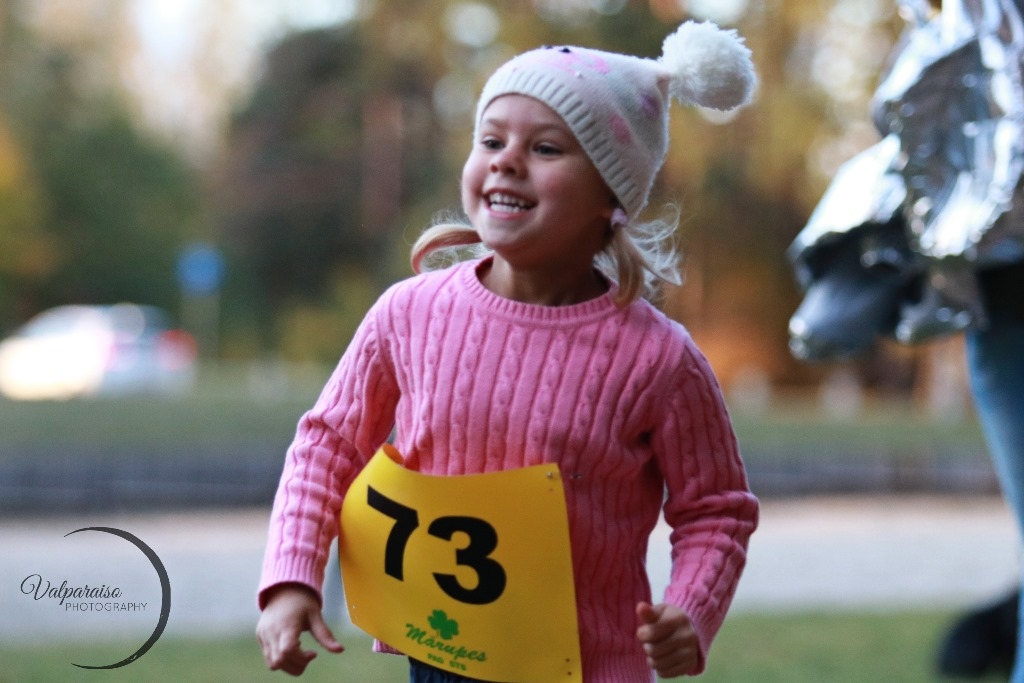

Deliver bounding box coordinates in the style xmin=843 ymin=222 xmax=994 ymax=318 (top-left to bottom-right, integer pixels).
xmin=535 ymin=143 xmax=562 ymax=156
xmin=481 ymin=137 xmax=503 ymax=150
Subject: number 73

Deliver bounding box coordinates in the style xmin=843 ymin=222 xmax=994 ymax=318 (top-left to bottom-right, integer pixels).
xmin=367 ymin=486 xmax=508 ymax=606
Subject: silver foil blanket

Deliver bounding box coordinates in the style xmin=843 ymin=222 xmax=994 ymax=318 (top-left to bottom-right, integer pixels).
xmin=789 ymin=0 xmax=1024 ymax=359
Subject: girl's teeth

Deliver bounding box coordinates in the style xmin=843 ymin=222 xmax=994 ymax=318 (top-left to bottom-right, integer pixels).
xmin=488 ymin=193 xmax=533 ymax=211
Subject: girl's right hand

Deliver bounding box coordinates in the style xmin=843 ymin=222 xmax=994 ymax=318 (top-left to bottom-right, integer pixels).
xmin=257 ymin=583 xmax=345 ymax=676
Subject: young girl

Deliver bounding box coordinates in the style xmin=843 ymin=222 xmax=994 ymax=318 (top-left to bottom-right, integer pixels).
xmin=257 ymin=20 xmax=758 ymax=683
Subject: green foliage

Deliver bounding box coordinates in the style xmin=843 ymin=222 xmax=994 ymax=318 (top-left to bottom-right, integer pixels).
xmin=31 ymin=111 xmax=201 ymax=312
xmin=0 ymin=117 xmax=50 ymax=306
xmin=274 ymin=267 xmax=380 ymax=364
xmin=218 ymin=25 xmax=444 ymax=351
xmin=0 ymin=7 xmax=204 ymax=331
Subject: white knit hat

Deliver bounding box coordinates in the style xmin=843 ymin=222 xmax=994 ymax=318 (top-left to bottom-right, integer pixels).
xmin=474 ymin=21 xmax=757 ymax=220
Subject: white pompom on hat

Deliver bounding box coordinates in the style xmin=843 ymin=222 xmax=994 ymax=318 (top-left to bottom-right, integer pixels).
xmin=474 ymin=20 xmax=757 ymax=220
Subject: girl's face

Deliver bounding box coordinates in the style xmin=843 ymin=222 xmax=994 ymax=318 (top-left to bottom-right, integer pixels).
xmin=461 ymin=95 xmax=616 ymax=274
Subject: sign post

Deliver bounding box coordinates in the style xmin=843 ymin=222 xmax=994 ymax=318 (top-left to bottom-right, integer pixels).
xmin=176 ymin=242 xmax=224 ymax=357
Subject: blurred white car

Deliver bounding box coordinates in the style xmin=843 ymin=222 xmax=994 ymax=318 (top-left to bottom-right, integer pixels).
xmin=0 ymin=304 xmax=197 ymax=400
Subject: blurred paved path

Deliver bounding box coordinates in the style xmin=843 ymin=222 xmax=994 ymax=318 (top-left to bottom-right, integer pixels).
xmin=1 ymin=495 xmax=1019 ymax=645
xmin=649 ymin=495 xmax=1020 ymax=612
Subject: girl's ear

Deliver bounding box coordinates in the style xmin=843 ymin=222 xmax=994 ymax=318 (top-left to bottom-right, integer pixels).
xmin=602 ymin=193 xmax=619 ymax=220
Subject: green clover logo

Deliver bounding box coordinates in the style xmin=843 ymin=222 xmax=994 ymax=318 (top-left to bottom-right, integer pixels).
xmin=428 ymin=609 xmax=459 ymax=640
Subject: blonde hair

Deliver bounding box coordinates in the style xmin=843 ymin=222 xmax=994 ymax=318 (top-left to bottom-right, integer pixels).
xmin=410 ymin=207 xmax=682 ymax=306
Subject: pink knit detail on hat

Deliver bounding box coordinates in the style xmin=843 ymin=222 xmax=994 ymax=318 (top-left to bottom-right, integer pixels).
xmin=610 ymin=114 xmax=632 ymax=145
xmin=641 ymin=93 xmax=661 ymax=120
xmin=516 ymin=47 xmax=611 ymax=77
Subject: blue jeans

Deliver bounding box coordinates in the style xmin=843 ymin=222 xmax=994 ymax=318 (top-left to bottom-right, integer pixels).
xmin=408 ymin=658 xmax=491 ymax=683
xmin=966 ymin=311 xmax=1024 ymax=682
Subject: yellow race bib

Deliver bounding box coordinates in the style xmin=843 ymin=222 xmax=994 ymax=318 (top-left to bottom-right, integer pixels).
xmin=339 ymin=445 xmax=582 ymax=682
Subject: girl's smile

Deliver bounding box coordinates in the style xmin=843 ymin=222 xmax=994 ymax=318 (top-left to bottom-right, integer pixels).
xmin=484 ymin=191 xmax=536 ymax=215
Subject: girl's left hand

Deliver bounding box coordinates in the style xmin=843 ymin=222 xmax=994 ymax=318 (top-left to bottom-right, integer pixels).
xmin=635 ymin=602 xmax=699 ymax=678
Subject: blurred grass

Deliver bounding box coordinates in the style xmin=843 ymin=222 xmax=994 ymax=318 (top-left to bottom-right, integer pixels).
xmin=0 ymin=631 xmax=406 ymax=683
xmin=0 ymin=610 xmax=997 ymax=683
xmin=0 ymin=361 xmax=987 ymax=459
xmin=0 ymin=362 xmax=330 ymax=449
xmin=0 ymin=365 xmax=993 ymax=516
xmin=698 ymin=610 xmax=996 ymax=683
xmin=730 ymin=401 xmax=986 ymax=459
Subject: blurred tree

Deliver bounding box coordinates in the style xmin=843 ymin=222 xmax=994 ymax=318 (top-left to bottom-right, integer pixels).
xmin=216 ymin=17 xmax=450 ymax=356
xmin=32 ymin=105 xmax=202 ymax=309
xmin=0 ymin=0 xmax=204 ymax=330
xmin=0 ymin=0 xmax=50 ymax=327
xmin=0 ymin=115 xmax=51 ymax=327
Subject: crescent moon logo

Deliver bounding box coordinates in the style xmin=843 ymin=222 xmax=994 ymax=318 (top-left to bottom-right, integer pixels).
xmin=64 ymin=527 xmax=171 ymax=669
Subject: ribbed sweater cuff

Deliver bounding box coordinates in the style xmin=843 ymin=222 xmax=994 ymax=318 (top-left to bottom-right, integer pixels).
xmin=678 ymin=599 xmax=721 ymax=675
xmin=257 ymin=554 xmax=324 ymax=610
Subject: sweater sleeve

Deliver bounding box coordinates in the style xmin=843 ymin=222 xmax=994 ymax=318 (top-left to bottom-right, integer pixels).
xmin=652 ymin=335 xmax=758 ymax=673
xmin=257 ymin=297 xmax=401 ymax=609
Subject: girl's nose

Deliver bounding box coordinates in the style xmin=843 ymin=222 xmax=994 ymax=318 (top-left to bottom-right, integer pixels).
xmin=490 ymin=145 xmax=524 ymax=176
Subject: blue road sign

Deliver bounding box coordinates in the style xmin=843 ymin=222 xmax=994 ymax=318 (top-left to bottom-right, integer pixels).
xmin=176 ymin=243 xmax=224 ymax=296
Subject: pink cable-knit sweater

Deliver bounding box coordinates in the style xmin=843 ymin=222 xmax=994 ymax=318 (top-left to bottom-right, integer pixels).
xmin=259 ymin=258 xmax=758 ymax=682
